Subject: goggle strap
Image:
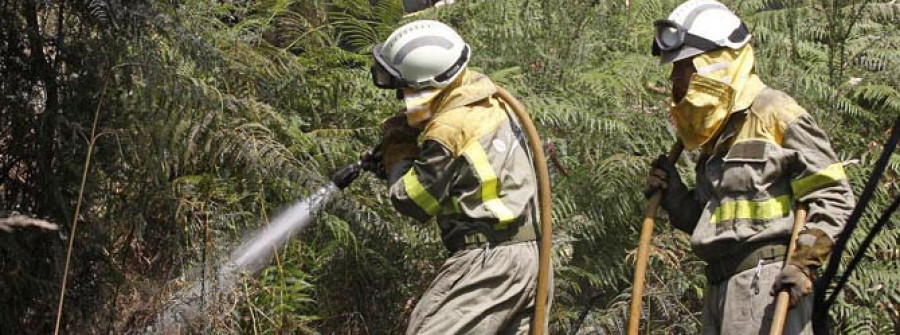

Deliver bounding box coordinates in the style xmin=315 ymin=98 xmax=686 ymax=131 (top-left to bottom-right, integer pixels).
xmin=683 ymin=33 xmax=721 ymax=52
xmin=728 ymin=23 xmax=750 ymax=44
xmin=651 ymin=19 xmax=750 ymax=55
xmin=433 ymin=45 xmax=470 ymax=84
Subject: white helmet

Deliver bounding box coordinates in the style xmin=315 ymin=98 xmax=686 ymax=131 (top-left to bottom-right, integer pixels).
xmin=652 ymin=0 xmax=751 ymax=63
xmin=371 ymin=20 xmax=471 ymax=89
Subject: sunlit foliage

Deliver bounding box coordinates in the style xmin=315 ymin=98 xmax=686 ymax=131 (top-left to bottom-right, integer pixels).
xmin=0 ymin=0 xmax=897 ymax=333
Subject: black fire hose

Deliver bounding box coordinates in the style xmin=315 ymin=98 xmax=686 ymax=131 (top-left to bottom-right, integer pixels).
xmin=812 ymin=117 xmax=900 ymax=334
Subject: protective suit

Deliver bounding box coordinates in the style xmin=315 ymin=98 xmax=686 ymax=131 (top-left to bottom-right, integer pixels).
xmin=387 ymin=70 xmax=547 ymax=335
xmin=650 ymin=5 xmax=855 ymax=333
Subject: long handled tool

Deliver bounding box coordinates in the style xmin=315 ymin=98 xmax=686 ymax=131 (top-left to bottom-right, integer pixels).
xmin=626 ymin=142 xmax=684 ymax=335
xmin=769 ymin=205 xmax=808 ymax=335
xmin=496 ymin=87 xmax=553 ymax=335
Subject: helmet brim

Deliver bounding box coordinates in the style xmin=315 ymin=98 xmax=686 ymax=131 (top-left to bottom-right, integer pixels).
xmin=660 ymin=45 xmax=706 ymax=64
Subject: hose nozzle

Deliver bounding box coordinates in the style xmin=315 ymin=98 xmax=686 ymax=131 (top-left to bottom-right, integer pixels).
xmin=331 ymin=162 xmax=361 ymax=189
xmin=331 ymin=143 xmax=386 ymax=189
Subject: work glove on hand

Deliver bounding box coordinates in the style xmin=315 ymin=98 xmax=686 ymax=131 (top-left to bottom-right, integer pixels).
xmin=331 ymin=163 xmax=360 ymax=189
xmin=359 ymin=146 xmax=386 ymax=180
xmin=771 ymin=263 xmax=814 ymax=308
xmin=771 ymin=228 xmax=834 ymax=308
xmin=380 ymin=115 xmax=421 ymax=178
xmin=644 ymin=155 xmax=687 ymax=198
xmin=645 ymin=154 xmax=701 ymax=233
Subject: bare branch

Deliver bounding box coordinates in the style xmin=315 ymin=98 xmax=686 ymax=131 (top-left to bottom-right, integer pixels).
xmin=0 ymin=215 xmax=59 ymax=232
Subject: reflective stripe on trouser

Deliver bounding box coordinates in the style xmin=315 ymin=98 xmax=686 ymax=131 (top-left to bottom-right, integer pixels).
xmin=702 ymin=261 xmax=812 ymax=335
xmin=406 ymin=241 xmax=550 ymax=335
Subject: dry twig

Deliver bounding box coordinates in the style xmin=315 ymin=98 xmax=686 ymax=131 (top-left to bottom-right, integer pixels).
xmin=0 ymin=215 xmax=59 ymax=232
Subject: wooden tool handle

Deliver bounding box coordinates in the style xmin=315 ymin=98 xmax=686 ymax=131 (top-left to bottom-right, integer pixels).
xmin=770 ymin=206 xmax=808 ymax=335
xmin=626 ymin=142 xmax=684 ymax=335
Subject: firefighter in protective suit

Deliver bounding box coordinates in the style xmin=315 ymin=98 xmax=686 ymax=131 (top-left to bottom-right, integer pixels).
xmin=364 ymin=20 xmax=547 ymax=334
xmin=645 ymin=1 xmax=855 ymax=333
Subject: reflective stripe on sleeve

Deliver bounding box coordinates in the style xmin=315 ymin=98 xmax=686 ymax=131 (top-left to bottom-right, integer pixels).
xmin=710 ymin=195 xmax=792 ymax=224
xmin=463 ymin=142 xmax=516 ymax=229
xmin=402 ymin=169 xmax=441 ymax=216
xmin=791 ymin=163 xmax=848 ymax=198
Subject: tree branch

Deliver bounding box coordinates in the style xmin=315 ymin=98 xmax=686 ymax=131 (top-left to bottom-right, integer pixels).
xmin=0 ymin=214 xmax=59 ymax=232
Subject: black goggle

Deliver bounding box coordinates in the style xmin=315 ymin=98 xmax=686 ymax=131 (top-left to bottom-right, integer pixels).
xmin=651 ymin=19 xmax=748 ymax=56
xmin=370 ymin=44 xmax=470 ymax=90
xmin=371 ymin=62 xmax=405 ymax=89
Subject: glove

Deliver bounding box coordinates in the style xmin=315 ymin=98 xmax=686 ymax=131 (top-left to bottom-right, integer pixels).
xmin=644 ymin=154 xmax=686 ymax=198
xmin=331 ymin=163 xmax=360 ymax=189
xmin=790 ymin=228 xmax=834 ymax=271
xmin=380 ymin=115 xmax=421 ymax=177
xmin=771 ymin=228 xmax=833 ymax=308
xmin=645 ymin=154 xmax=701 ymax=233
xmin=359 ymin=145 xmax=386 ymax=180
xmin=771 ymin=263 xmax=813 ymax=308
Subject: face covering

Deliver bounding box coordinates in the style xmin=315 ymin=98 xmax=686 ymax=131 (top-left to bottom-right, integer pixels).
xmin=669 ymin=44 xmax=765 ymax=151
xmin=401 ymin=87 xmax=442 ymax=129
xmin=670 ymin=75 xmax=734 ymax=150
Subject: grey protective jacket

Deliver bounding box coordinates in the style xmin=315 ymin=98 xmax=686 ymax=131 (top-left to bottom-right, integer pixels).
xmin=388 ymin=71 xmax=539 ymax=250
xmin=669 ymin=87 xmax=855 ymax=264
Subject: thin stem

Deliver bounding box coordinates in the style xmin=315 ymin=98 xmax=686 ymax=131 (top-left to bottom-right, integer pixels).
xmin=53 ymin=68 xmax=111 ymax=335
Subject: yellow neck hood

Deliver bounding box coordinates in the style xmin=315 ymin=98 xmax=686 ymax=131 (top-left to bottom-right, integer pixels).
xmin=670 ymin=44 xmax=766 ymax=151
xmin=402 ymin=69 xmax=496 ymax=129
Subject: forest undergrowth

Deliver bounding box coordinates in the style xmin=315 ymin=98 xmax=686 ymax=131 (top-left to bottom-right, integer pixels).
xmin=1 ymin=0 xmax=898 ymax=333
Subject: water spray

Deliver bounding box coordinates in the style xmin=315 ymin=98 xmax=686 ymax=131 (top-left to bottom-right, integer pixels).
xmin=141 ymin=153 xmax=380 ymax=333
xmin=230 ymin=184 xmax=339 ymax=274
xmin=137 ymin=92 xmax=556 ymax=333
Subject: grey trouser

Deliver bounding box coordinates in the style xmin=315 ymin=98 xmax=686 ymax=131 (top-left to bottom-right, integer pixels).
xmin=702 ymin=261 xmax=813 ymax=335
xmin=406 ymin=241 xmax=549 ymax=335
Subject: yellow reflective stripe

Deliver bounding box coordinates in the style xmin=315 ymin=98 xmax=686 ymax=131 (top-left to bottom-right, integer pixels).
xmin=402 ymin=169 xmax=441 ymax=216
xmin=792 ymin=163 xmax=847 ymax=197
xmin=464 ymin=233 xmax=489 ymax=245
xmin=463 ymin=143 xmax=515 ymax=229
xmin=710 ymin=195 xmax=792 ymax=224
xmin=486 ymin=200 xmax=516 ymax=229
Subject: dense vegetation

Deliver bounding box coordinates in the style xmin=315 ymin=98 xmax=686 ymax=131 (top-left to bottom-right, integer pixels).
xmin=1 ymin=0 xmax=898 ymax=333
